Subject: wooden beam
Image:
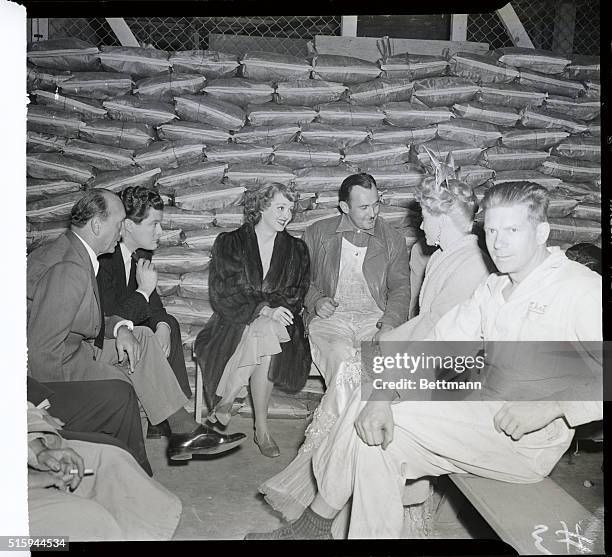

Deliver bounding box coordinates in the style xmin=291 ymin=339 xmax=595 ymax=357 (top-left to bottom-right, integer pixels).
xmin=209 ymin=33 xmax=309 ymax=58
xmin=341 ymin=16 xmax=358 ymax=37
xmin=31 ymin=18 xmax=48 ymax=41
xmin=496 ymin=3 xmax=534 ymax=48
xmin=105 ymin=18 xmax=139 ymax=47
xmin=450 ymin=14 xmax=468 ymax=42
xmin=552 ymin=1 xmax=576 ymax=57
xmin=450 ymin=475 xmax=604 ymax=555
xmin=315 ymin=35 xmax=489 ymax=62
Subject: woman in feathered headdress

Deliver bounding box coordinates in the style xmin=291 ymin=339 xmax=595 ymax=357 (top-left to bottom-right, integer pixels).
xmin=258 ymin=154 xmax=494 ymax=538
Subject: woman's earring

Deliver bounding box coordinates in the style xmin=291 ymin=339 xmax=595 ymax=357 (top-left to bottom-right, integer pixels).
xmin=435 ymin=224 xmax=442 ymax=247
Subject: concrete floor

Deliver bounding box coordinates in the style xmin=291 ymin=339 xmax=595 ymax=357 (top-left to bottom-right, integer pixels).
xmin=148 ymin=414 xmax=308 ymax=540
xmin=146 ymin=392 xmax=604 ymax=543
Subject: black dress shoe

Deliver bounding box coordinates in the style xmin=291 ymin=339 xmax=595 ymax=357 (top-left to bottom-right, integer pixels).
xmin=167 ymin=424 xmax=247 ymax=461
xmin=147 ymin=420 xmax=171 ymax=439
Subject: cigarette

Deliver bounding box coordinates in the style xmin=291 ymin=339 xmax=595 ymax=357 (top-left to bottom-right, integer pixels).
xmin=69 ymin=468 xmax=94 ymax=475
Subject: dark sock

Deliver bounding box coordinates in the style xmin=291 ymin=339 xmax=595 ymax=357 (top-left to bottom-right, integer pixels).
xmin=290 ymin=507 xmax=334 ymax=539
xmin=167 ymin=407 xmax=198 ymax=434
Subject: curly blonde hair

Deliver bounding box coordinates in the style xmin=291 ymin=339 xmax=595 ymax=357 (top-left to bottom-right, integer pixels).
xmin=243 ymin=182 xmax=299 ymax=225
xmin=416 ymin=178 xmax=478 ymax=227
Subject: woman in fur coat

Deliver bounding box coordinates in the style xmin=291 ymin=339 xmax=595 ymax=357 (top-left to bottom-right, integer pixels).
xmin=195 ymin=183 xmax=311 ymax=458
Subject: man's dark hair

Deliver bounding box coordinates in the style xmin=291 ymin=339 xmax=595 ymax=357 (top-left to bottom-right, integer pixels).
xmin=481 ymin=181 xmax=550 ymax=223
xmin=70 ymin=189 xmax=114 ymax=228
xmin=565 ymin=243 xmax=602 ymax=275
xmin=338 ymin=173 xmax=377 ymax=204
xmin=120 ymin=186 xmax=164 ymax=223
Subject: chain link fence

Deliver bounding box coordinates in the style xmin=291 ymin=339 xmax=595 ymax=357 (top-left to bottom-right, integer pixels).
xmin=37 ymin=6 xmax=599 ymax=57
xmin=467 ymin=0 xmax=600 ymax=56
xmin=44 ymin=16 xmax=342 ymax=56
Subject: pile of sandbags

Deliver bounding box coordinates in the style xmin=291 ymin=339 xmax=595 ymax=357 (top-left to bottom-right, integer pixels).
xmin=27 ymin=38 xmax=601 ymax=337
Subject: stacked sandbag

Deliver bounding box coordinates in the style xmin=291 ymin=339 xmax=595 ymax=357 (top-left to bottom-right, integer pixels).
xmin=98 ymin=46 xmax=172 ymax=77
xmin=233 ymin=124 xmax=300 ymax=146
xmin=26 ymin=188 xmax=85 ymax=251
xmin=32 ymin=89 xmax=108 ymax=119
xmin=27 ymin=38 xmax=100 ymax=71
xmin=134 ymin=73 xmax=207 ymax=101
xmin=292 ymin=164 xmax=360 ymax=193
xmin=26 ymin=38 xmax=600 ymax=333
xmin=451 ymin=47 xmax=600 ymax=248
xmin=133 ymin=140 xmax=205 ymax=170
xmin=59 ymin=72 xmax=134 ymax=99
xmin=240 ymin=51 xmax=311 ymax=81
xmin=379 ymin=53 xmax=449 ymax=79
xmin=27 ymin=64 xmax=73 ymax=91
xmin=27 ymin=131 xmax=69 ymax=154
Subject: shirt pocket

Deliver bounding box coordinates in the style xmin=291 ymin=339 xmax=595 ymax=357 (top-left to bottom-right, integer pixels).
xmin=521 ymin=310 xmax=563 ymax=341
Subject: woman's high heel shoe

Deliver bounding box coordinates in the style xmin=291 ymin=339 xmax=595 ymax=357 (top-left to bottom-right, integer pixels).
xmin=254 ymin=431 xmax=280 ymax=458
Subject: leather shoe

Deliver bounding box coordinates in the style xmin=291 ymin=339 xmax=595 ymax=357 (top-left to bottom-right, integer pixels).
xmin=167 ymin=424 xmax=246 ymax=461
xmin=147 ymin=420 xmax=170 ymax=439
xmin=254 ymin=431 xmax=280 ymax=458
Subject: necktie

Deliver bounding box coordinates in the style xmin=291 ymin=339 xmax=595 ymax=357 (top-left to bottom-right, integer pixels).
xmin=129 ymin=251 xmax=139 ymax=290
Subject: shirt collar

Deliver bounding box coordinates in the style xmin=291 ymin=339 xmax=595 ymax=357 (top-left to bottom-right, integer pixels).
xmin=119 ymin=241 xmax=132 ymax=266
xmin=335 ymin=213 xmax=377 ymax=237
xmin=492 ymin=246 xmax=565 ymax=295
xmin=72 ymin=231 xmax=99 ymax=276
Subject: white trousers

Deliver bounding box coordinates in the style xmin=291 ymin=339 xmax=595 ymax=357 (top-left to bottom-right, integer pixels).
xmin=28 ymin=439 xmax=181 ymax=541
xmin=308 ymin=311 xmax=380 ymax=386
xmin=312 ymin=388 xmax=574 ymax=539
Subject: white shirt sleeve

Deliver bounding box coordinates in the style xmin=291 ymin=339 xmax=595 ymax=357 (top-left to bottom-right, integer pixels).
xmin=136 ymin=288 xmax=150 ymax=302
xmin=559 ymin=401 xmax=603 ymax=427
xmin=113 ymin=319 xmax=134 ymax=337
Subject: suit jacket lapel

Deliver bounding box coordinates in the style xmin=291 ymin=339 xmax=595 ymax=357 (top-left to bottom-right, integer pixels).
xmin=321 ymin=229 xmax=342 ymax=297
xmin=67 ymin=231 xmax=105 ymax=346
xmin=364 ymin=234 xmax=386 ymax=268
xmin=67 ymin=231 xmax=101 ymax=315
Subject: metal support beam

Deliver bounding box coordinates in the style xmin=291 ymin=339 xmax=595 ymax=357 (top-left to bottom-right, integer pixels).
xmin=552 ymin=1 xmax=576 ymax=56
xmin=341 ymin=16 xmax=358 ymax=37
xmin=496 ymin=2 xmax=534 ymax=48
xmin=450 ymin=14 xmax=468 ymax=42
xmin=31 ymin=18 xmax=48 ymax=42
xmin=105 ymin=18 xmax=139 ymax=47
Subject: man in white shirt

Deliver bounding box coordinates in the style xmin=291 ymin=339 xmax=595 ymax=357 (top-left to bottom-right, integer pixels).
xmin=303 ymin=173 xmax=411 ymax=386
xmin=27 ymin=189 xmax=245 ymax=461
xmin=246 ymin=181 xmax=602 ymax=539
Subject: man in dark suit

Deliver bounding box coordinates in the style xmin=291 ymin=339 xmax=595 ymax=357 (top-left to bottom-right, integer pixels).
xmin=97 ymin=187 xmax=191 ymax=411
xmin=27 ymin=189 xmax=245 ymax=460
xmin=27 ymin=375 xmax=152 ymax=475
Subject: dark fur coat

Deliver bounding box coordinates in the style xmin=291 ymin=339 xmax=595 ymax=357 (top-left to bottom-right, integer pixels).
xmin=194 ymin=223 xmax=311 ymax=409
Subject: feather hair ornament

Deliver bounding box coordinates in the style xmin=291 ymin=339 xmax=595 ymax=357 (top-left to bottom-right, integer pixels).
xmin=421 ymin=145 xmax=457 ymax=190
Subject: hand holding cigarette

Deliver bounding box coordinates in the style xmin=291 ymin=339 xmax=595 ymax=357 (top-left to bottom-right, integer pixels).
xmin=69 ymin=468 xmax=94 ymax=476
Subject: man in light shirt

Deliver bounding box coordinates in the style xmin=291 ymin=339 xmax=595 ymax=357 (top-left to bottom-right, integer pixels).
xmin=303 ymin=173 xmax=411 ymax=386
xmin=246 ymin=181 xmax=602 ymax=539
xmin=27 ymin=189 xmax=245 ymax=461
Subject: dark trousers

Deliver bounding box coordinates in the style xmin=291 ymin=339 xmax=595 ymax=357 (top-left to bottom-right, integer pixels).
xmin=60 ymin=430 xmax=132 ymax=453
xmin=34 ymin=379 xmax=152 ymax=476
xmin=164 ymin=314 xmax=192 ymax=399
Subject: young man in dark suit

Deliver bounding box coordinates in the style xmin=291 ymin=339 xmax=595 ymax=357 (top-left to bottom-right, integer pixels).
xmin=97 ymin=187 xmax=191 ymax=405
